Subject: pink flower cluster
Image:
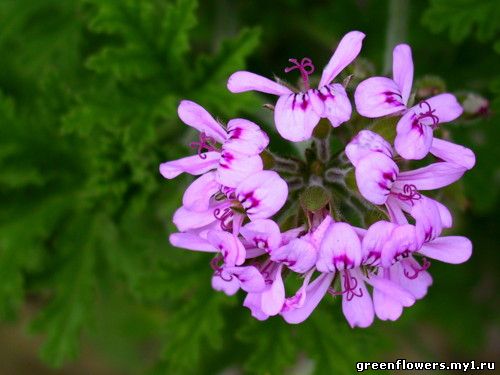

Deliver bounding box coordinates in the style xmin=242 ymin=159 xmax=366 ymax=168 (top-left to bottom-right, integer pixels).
xmin=160 ymin=31 xmax=475 ymax=327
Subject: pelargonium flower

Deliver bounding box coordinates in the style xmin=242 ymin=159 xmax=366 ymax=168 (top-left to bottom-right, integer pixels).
xmin=160 ymin=32 xmax=476 ymax=329
xmin=355 ymin=44 xmax=463 ymax=160
xmin=160 ymin=100 xmax=268 ymax=187
xmin=170 ymin=169 xmax=288 ymax=234
xmin=227 ymin=31 xmax=365 ymax=142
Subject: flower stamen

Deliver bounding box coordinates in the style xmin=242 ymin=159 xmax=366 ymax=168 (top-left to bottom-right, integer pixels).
xmin=285 ymin=57 xmax=315 ymax=90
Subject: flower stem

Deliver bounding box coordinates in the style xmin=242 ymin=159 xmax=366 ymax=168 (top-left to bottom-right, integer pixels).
xmin=383 ymin=0 xmax=409 ymax=74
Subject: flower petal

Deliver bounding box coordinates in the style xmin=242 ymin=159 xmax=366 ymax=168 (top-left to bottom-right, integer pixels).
xmin=172 ymin=206 xmax=217 ymax=231
xmin=281 ymin=273 xmax=334 ymax=324
xmin=367 ymin=275 xmax=415 ymax=307
xmin=159 ymin=152 xmax=220 ymax=179
xmin=243 ymin=293 xmax=269 ymax=321
xmin=423 ymin=93 xmax=463 ymax=123
xmin=392 ymin=44 xmax=413 ymax=105
xmin=275 ymin=92 xmax=321 ymax=142
xmin=261 ymin=264 xmax=285 ymax=316
xmin=177 ymin=100 xmax=227 ymax=143
xmin=224 ymin=119 xmax=270 ymax=156
xmin=182 ymin=171 xmax=220 ymax=212
xmin=373 ymin=288 xmax=403 ymax=321
xmin=396 ymin=162 xmax=466 ymax=190
xmin=207 ymin=230 xmax=246 ymax=266
xmin=225 ymin=266 xmax=267 ymax=293
xmin=169 ymin=232 xmax=214 ymax=252
xmin=430 ymin=138 xmax=476 ymax=170
xmin=391 ymin=258 xmax=433 ymax=299
xmin=311 ymin=84 xmax=352 ymax=127
xmin=240 ymin=219 xmax=282 ymax=251
xmin=395 ymin=111 xmax=434 ymax=160
xmin=355 ymin=153 xmax=398 ymax=205
xmin=271 ymin=238 xmax=317 ymax=273
xmin=227 ymin=71 xmax=293 ymax=96
xmin=419 ymin=236 xmax=472 ymax=264
xmin=362 ymin=221 xmax=397 ymax=265
xmin=355 ymin=77 xmax=406 ymax=118
xmin=319 ymin=31 xmax=365 ymax=87
xmin=317 ymin=222 xmax=362 ymax=272
xmin=346 ymin=130 xmax=393 ymax=167
xmin=235 ymin=170 xmax=288 ymax=220
xmin=341 ymin=270 xmax=374 ymax=328
xmin=216 ymin=151 xmax=263 ymax=188
xmin=410 ymin=196 xmax=446 ymax=243
xmin=212 ymin=273 xmax=240 ymax=296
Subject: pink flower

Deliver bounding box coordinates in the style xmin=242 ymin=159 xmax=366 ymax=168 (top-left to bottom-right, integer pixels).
xmin=227 ymin=31 xmax=365 ymax=142
xmin=354 ymin=44 xmax=463 ymax=160
xmin=159 ymin=100 xmax=269 ymax=187
xmin=171 ymin=170 xmax=288 ymax=234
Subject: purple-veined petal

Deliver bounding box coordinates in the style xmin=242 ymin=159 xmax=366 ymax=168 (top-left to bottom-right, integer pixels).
xmin=216 ymin=151 xmax=263 ymax=188
xmin=380 ymin=224 xmax=419 ymax=267
xmin=317 ymin=222 xmax=362 ymax=272
xmin=207 ymin=230 xmax=246 ymax=266
xmin=410 ymin=196 xmax=445 ymax=244
xmin=362 ymin=221 xmax=397 ymax=265
xmin=271 ymin=238 xmax=317 ymax=273
xmin=177 ymin=100 xmax=227 ymax=143
xmin=355 ymin=77 xmax=406 ymax=118
xmin=275 ymin=92 xmax=321 ymax=142
xmin=282 ymin=273 xmax=334 ymax=324
xmin=227 ymin=71 xmax=293 ymax=96
xmin=169 ymin=232 xmax=214 ymax=252
xmin=396 ymin=162 xmax=466 ymax=190
xmin=419 ymin=236 xmax=472 ymax=264
xmin=430 ymin=138 xmax=476 ymax=170
xmin=212 ymin=273 xmax=240 ymax=296
xmin=355 ymin=152 xmax=399 ymax=205
xmin=159 ymin=152 xmax=220 ymax=179
xmin=395 ymin=111 xmax=434 ymax=160
xmin=346 ymin=130 xmax=393 ymax=167
xmin=224 ymin=119 xmax=270 ymax=156
xmin=310 ymin=84 xmax=352 ymax=127
xmin=392 ymin=44 xmax=413 ymax=105
xmin=235 ymin=170 xmax=288 ymax=220
xmin=182 ymin=171 xmax=220 ymax=212
xmin=341 ymin=270 xmax=374 ymax=328
xmin=243 ymin=293 xmax=269 ymax=321
xmin=225 ymin=266 xmax=267 ymax=293
xmin=319 ymin=31 xmax=365 ymax=87
xmin=261 ymin=264 xmax=285 ymax=316
xmin=240 ymin=219 xmax=282 ymax=251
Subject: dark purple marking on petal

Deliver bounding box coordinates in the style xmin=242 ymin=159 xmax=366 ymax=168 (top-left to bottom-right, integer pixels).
xmin=383 ymin=91 xmax=403 ymax=106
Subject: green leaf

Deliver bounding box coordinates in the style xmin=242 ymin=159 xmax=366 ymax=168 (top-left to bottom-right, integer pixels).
xmin=423 ymin=0 xmax=500 ymax=44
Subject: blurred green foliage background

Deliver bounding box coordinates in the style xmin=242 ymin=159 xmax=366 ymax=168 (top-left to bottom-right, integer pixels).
xmin=0 ymin=0 xmax=498 ymax=374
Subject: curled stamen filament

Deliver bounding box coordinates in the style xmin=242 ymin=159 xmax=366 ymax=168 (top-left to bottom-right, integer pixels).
xmin=210 ymin=254 xmax=234 ymax=281
xmin=213 ymin=207 xmax=234 ymax=231
xmin=328 ymin=271 xmax=363 ymax=301
xmin=189 ymin=132 xmax=219 ymax=159
xmin=416 ymin=101 xmax=440 ymax=129
xmin=396 ymin=184 xmax=422 ymax=206
xmin=284 ymin=57 xmax=315 ymax=90
xmin=404 ymin=257 xmax=431 ymax=279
